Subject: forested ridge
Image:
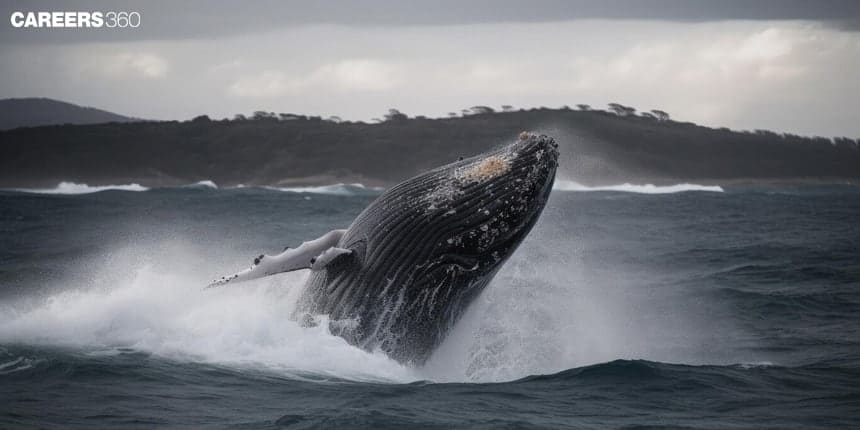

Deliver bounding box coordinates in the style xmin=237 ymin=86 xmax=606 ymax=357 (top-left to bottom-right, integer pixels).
xmin=1 ymin=104 xmax=858 ymax=188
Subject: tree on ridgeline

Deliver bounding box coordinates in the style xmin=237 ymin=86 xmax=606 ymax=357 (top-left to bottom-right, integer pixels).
xmin=501 ymin=105 xmax=514 ymax=112
xmin=576 ymin=104 xmax=591 ymax=111
xmin=383 ymin=109 xmax=408 ymax=122
xmin=448 ymin=112 xmax=458 ymax=117
xmin=279 ymin=113 xmax=304 ymax=121
xmin=233 ymin=113 xmax=247 ymax=121
xmin=755 ymin=129 xmax=780 ymax=138
xmin=651 ymin=109 xmax=670 ymax=121
xmin=608 ymin=103 xmax=636 ymax=116
xmin=833 ymin=137 xmax=860 ymax=148
xmin=468 ymin=106 xmax=495 ymax=115
xmin=253 ymin=111 xmax=277 ymax=121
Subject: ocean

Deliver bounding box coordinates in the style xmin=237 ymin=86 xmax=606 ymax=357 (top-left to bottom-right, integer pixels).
xmin=1 ymin=181 xmax=858 ymax=428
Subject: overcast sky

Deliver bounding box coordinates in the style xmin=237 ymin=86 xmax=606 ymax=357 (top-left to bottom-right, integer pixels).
xmin=2 ymin=0 xmax=859 ymax=136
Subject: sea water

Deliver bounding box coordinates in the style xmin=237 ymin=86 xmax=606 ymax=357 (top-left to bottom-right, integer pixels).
xmin=1 ymin=182 xmax=858 ymax=428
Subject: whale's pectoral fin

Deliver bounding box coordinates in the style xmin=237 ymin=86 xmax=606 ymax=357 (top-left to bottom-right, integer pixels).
xmin=206 ymin=229 xmax=347 ymax=289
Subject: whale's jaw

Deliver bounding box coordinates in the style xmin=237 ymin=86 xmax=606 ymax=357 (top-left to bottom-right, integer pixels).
xmin=298 ymin=132 xmax=559 ymax=365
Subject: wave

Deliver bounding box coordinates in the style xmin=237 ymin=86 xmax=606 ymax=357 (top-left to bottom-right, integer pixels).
xmin=11 ymin=181 xmax=149 ymax=194
xmin=266 ymin=183 xmax=383 ymax=196
xmin=0 ymin=204 xmax=748 ymax=384
xmin=0 ymin=241 xmax=417 ymax=383
xmin=4 ymin=180 xmax=384 ymax=196
xmin=183 ymin=180 xmax=218 ymax=189
xmin=554 ymin=180 xmax=724 ymax=194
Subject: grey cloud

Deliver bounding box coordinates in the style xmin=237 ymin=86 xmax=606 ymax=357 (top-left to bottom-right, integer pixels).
xmin=2 ymin=19 xmax=857 ymax=137
xmin=828 ymin=18 xmax=860 ymax=31
xmin=3 ymin=0 xmax=860 ymax=45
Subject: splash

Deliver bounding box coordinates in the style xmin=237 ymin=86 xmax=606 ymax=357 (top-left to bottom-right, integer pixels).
xmin=0 ymin=241 xmax=416 ymax=383
xmin=0 ymin=195 xmax=742 ymax=383
xmin=554 ymin=180 xmax=724 ymax=194
xmin=422 ymin=199 xmax=744 ymax=382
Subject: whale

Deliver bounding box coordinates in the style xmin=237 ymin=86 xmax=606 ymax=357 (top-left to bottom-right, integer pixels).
xmin=208 ymin=132 xmax=558 ymax=365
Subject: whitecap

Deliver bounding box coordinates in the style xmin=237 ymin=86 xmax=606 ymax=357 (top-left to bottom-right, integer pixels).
xmin=12 ymin=181 xmax=149 ymax=194
xmin=267 ymin=183 xmax=383 ymax=196
xmin=0 ymin=357 xmax=37 ymax=375
xmin=554 ymin=180 xmax=723 ymax=194
xmin=184 ymin=180 xmax=218 ymax=189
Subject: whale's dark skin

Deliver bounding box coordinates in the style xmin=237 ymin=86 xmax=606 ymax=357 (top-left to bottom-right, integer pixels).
xmin=210 ymin=132 xmax=558 ymax=365
xmin=296 ymin=132 xmax=558 ymax=365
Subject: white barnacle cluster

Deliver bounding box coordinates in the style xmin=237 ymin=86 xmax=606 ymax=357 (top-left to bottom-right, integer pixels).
xmin=424 ymin=178 xmax=463 ymax=213
xmin=425 ymin=132 xmax=539 ymax=215
xmin=455 ymin=153 xmax=512 ymax=184
xmin=454 ymin=130 xmax=549 ymax=185
xmin=475 ymin=215 xmax=512 ymax=251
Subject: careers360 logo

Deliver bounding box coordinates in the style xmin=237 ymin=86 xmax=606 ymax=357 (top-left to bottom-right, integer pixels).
xmin=10 ymin=11 xmax=141 ymax=28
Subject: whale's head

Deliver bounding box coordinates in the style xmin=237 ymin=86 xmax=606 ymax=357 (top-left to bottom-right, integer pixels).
xmin=423 ymin=131 xmax=559 ymax=270
xmin=320 ymin=132 xmax=558 ymax=364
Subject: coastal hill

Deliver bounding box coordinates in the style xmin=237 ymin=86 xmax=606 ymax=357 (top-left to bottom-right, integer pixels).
xmin=0 ymin=104 xmax=858 ymax=188
xmin=0 ymin=98 xmax=138 ymax=131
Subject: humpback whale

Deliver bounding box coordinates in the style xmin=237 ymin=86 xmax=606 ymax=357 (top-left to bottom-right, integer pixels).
xmin=209 ymin=132 xmax=558 ymax=365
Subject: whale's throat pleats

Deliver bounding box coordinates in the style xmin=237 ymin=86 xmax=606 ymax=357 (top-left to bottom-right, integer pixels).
xmin=289 ymin=133 xmax=558 ymax=365
xmin=297 ymin=162 xmax=549 ymax=362
xmin=205 ymin=133 xmax=557 ymax=366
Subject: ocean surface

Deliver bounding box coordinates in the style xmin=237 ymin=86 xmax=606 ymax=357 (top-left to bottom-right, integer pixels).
xmin=1 ymin=181 xmax=858 ymax=428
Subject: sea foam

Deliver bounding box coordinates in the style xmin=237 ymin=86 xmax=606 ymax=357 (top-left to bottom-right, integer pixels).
xmin=0 ymin=240 xmax=416 ymax=383
xmin=13 ymin=181 xmax=149 ymax=194
xmin=554 ymin=180 xmax=724 ymax=194
xmin=183 ymin=180 xmax=219 ymax=189
xmin=267 ymin=183 xmax=382 ymax=196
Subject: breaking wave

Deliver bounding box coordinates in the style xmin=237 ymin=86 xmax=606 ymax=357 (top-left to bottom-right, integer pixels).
xmin=266 ymin=183 xmax=383 ymax=196
xmin=11 ymin=181 xmax=149 ymax=194
xmin=0 ymin=241 xmax=416 ymax=383
xmin=5 ymin=180 xmax=723 ymax=196
xmin=554 ymin=180 xmax=724 ymax=194
xmin=4 ymin=180 xmax=384 ymax=196
xmin=183 ymin=180 xmax=219 ymax=189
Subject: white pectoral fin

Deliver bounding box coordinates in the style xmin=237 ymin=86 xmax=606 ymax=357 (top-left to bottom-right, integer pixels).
xmin=206 ymin=229 xmax=348 ymax=289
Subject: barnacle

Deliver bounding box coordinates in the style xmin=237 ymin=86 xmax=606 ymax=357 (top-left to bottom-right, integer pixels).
xmin=458 ymin=155 xmax=510 ymax=183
